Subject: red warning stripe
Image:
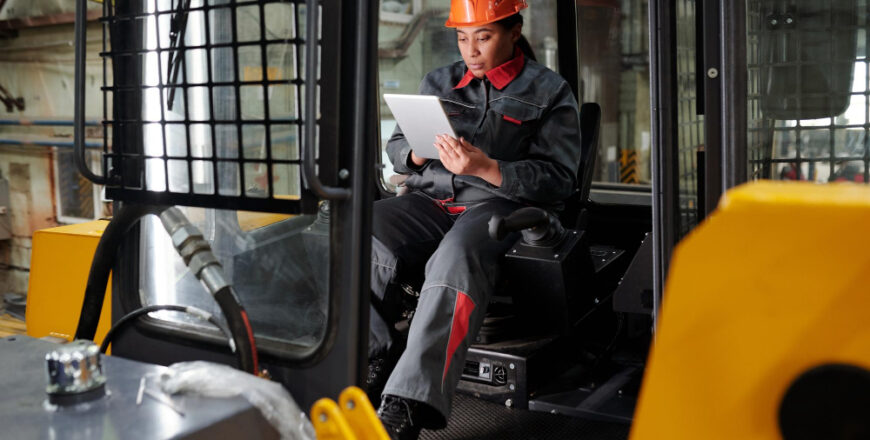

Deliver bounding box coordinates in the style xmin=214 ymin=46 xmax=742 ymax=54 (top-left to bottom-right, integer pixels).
xmin=443 ymin=291 xmax=475 ymax=386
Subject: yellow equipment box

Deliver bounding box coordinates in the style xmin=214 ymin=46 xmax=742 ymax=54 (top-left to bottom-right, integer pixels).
xmin=632 ymin=181 xmax=870 ymax=439
xmin=26 ymin=220 xmax=111 ymax=344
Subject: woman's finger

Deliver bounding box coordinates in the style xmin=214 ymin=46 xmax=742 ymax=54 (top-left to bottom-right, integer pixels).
xmin=435 ymin=136 xmax=456 ymax=157
xmin=434 ymin=139 xmax=454 ymax=160
xmin=458 ymin=137 xmax=475 ymax=151
xmin=437 ymin=135 xmax=456 ymax=151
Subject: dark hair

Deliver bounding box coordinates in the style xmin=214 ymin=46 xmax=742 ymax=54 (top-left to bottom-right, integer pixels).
xmin=496 ymin=13 xmax=536 ymax=61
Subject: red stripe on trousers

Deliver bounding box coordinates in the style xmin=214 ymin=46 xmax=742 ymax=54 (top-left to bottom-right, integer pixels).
xmin=442 ymin=291 xmax=475 ymax=385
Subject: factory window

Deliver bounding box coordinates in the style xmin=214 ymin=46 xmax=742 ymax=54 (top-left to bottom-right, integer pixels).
xmin=747 ymin=0 xmax=870 ymax=184
xmin=579 ymin=0 xmax=653 ymax=188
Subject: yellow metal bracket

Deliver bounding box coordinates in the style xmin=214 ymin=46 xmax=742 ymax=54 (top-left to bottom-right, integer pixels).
xmin=312 ymin=386 xmax=389 ymax=440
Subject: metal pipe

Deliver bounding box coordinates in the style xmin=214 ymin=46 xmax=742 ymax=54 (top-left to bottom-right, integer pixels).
xmin=0 ymin=8 xmax=101 ymax=31
xmin=0 ymin=37 xmax=101 ymax=53
xmin=0 ymin=138 xmax=102 ymax=149
xmin=158 ymin=207 xmax=259 ymax=374
xmin=0 ymin=119 xmax=99 ymax=127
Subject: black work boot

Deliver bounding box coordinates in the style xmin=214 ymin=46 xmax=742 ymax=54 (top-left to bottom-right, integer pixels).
xmin=366 ymin=320 xmax=408 ymax=407
xmin=366 ymin=354 xmax=395 ymax=406
xmin=377 ymin=395 xmax=422 ymax=440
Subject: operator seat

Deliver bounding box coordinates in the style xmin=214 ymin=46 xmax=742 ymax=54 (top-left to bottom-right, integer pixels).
xmin=386 ymin=103 xmax=601 ymax=342
xmin=564 ymin=102 xmax=602 ymax=230
xmin=477 ymin=102 xmax=601 ymax=342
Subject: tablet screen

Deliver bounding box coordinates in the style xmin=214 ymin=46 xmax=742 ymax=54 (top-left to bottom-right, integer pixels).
xmin=383 ymin=94 xmax=457 ymax=160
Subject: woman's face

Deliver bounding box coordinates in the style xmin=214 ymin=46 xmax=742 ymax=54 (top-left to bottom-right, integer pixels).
xmin=456 ymin=23 xmax=521 ymax=79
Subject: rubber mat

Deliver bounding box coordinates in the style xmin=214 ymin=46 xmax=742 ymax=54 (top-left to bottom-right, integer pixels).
xmin=421 ymin=393 xmax=630 ymax=440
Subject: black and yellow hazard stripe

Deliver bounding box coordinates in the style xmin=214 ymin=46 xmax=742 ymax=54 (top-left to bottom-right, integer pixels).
xmin=620 ymin=149 xmax=639 ymax=184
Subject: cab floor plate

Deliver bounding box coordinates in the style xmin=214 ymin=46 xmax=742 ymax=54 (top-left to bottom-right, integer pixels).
xmin=421 ymin=393 xmax=629 ymax=440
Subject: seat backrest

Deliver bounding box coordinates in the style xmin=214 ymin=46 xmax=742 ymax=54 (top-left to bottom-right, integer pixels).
xmin=577 ymin=102 xmax=602 ymax=205
xmin=561 ymin=102 xmax=601 ymax=229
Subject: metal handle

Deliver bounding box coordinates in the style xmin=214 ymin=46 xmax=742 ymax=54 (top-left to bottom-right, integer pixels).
xmin=74 ymin=0 xmax=106 ymax=185
xmin=303 ymin=0 xmax=350 ymax=200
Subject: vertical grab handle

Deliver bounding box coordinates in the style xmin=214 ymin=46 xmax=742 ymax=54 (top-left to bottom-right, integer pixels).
xmin=74 ymin=0 xmax=106 ymax=185
xmin=302 ymin=0 xmax=351 ymax=200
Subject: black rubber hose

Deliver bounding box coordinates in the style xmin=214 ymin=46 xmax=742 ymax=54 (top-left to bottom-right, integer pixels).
xmin=213 ymin=286 xmax=259 ymax=374
xmin=75 ymin=204 xmax=166 ymax=341
xmin=100 ymin=304 xmax=232 ymax=355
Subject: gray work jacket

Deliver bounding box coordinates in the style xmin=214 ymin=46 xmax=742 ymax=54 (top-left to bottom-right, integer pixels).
xmin=386 ymin=55 xmax=582 ymax=209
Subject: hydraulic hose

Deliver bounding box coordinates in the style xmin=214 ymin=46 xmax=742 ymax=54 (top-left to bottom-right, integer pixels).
xmin=158 ymin=207 xmax=259 ymax=374
xmin=75 ymin=204 xmax=167 ymax=341
xmin=99 ymin=304 xmax=233 ymax=354
xmin=75 ymin=204 xmax=259 ymax=374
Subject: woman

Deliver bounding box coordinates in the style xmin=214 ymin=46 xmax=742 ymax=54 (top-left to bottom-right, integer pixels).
xmin=370 ymin=1 xmax=582 ymax=438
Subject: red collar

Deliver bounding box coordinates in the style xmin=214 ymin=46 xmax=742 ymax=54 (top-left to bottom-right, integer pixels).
xmin=454 ymin=47 xmax=525 ymax=90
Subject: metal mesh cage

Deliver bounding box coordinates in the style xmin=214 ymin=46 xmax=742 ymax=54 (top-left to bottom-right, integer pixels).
xmin=748 ymin=0 xmax=870 ymax=184
xmin=96 ymin=0 xmax=322 ymax=213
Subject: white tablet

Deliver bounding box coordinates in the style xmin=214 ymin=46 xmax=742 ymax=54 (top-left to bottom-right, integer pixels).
xmin=383 ymin=94 xmax=457 ymax=160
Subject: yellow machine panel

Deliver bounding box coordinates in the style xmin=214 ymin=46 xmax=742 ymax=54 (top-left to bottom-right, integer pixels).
xmin=26 ymin=220 xmax=111 ymax=344
xmin=237 ymin=211 xmax=294 ymax=232
xmin=632 ymin=182 xmax=870 ymax=439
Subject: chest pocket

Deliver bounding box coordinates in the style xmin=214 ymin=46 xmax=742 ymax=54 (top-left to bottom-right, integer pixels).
xmin=440 ymin=98 xmax=474 ymax=117
xmin=483 ymin=97 xmax=545 ymax=160
xmin=490 ymin=97 xmax=544 ymax=124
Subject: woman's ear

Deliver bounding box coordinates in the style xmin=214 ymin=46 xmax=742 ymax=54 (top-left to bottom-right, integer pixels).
xmin=511 ymin=24 xmax=522 ymax=44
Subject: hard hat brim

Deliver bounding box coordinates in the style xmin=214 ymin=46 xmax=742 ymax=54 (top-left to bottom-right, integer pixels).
xmin=444 ymin=7 xmax=527 ymax=28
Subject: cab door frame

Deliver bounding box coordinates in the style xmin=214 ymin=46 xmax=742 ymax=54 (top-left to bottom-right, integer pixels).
xmin=649 ymin=0 xmax=750 ymax=322
xmin=109 ymin=0 xmax=379 ymax=411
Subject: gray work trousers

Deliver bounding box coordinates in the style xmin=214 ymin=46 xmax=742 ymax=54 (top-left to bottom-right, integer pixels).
xmin=370 ymin=191 xmax=521 ymax=428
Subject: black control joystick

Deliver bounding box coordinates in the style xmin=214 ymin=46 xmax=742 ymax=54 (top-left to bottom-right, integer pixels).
xmin=488 ymin=207 xmax=566 ymax=246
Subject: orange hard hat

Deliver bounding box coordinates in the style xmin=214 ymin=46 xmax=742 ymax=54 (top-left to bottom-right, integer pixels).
xmin=444 ymin=0 xmax=528 ymax=27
